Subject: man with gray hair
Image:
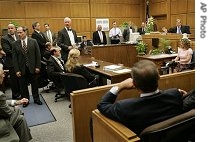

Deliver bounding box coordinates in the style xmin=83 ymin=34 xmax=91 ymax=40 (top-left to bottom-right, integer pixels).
xmin=57 ymin=17 xmax=78 ymax=63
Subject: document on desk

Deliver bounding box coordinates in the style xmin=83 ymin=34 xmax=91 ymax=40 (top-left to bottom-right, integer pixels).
xmin=103 ymin=65 xmax=123 ymax=71
xmin=83 ymin=61 xmax=98 ymax=67
xmin=113 ymin=69 xmax=131 ymax=74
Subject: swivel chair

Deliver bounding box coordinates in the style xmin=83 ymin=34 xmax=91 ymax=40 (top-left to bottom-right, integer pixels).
xmin=139 ymin=109 xmax=195 ymax=142
xmin=55 ymin=73 xmax=88 ymax=102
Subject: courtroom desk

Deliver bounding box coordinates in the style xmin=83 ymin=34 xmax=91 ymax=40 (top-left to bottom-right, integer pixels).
xmin=91 ymin=44 xmax=138 ymax=68
xmin=79 ymin=56 xmax=131 ymax=84
xmin=137 ymin=53 xmax=177 ymax=73
xmin=142 ymin=33 xmax=182 ymax=54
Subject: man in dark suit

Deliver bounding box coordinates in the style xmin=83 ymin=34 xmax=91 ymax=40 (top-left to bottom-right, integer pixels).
xmin=31 ymin=21 xmax=48 ymax=57
xmin=57 ymin=17 xmax=78 ymax=63
xmin=92 ymin=25 xmax=107 ymax=45
xmin=0 ymin=63 xmax=32 ymax=142
xmin=47 ymin=47 xmax=65 ymax=90
xmin=166 ymin=19 xmax=191 ymax=34
xmin=137 ymin=22 xmax=146 ymax=35
xmin=97 ymin=60 xmax=191 ymax=134
xmin=79 ymin=36 xmax=93 ymax=55
xmin=1 ymin=23 xmax=21 ymax=99
xmin=12 ymin=26 xmax=42 ymax=107
xmin=122 ymin=21 xmax=135 ymax=42
xmin=43 ymin=23 xmax=57 ymax=46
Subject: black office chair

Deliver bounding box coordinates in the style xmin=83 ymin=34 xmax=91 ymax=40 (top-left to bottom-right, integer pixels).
xmin=55 ymin=73 xmax=88 ymax=102
xmin=139 ymin=109 xmax=195 ymax=142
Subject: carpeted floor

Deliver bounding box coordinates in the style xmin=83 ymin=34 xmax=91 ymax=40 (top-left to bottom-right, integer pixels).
xmin=20 ymin=94 xmax=56 ymax=127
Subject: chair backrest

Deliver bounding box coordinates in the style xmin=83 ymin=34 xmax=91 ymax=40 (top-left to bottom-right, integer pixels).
xmin=139 ymin=109 xmax=195 ymax=142
xmin=60 ymin=73 xmax=88 ymax=95
xmin=189 ymin=50 xmax=195 ymax=69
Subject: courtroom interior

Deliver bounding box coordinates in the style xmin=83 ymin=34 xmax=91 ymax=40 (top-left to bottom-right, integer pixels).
xmin=0 ymin=0 xmax=195 ymax=142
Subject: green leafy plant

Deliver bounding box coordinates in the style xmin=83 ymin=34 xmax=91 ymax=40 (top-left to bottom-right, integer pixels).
xmin=10 ymin=21 xmax=20 ymax=28
xmin=120 ymin=22 xmax=129 ymax=28
xmin=135 ymin=41 xmax=147 ymax=55
xmin=145 ymin=16 xmax=155 ymax=33
xmin=150 ymin=48 xmax=162 ymax=55
xmin=159 ymin=38 xmax=171 ymax=53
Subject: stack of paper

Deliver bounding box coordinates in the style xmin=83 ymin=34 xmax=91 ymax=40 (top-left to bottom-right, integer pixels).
xmin=103 ymin=65 xmax=123 ymax=71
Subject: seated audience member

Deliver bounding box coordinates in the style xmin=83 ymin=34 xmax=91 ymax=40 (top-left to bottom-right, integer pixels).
xmin=65 ymin=48 xmax=98 ymax=87
xmin=47 ymin=47 xmax=65 ymax=90
xmin=163 ymin=19 xmax=191 ymax=34
xmin=43 ymin=42 xmax=53 ymax=61
xmin=122 ymin=21 xmax=135 ymax=42
xmin=92 ymin=25 xmax=107 ymax=45
xmin=109 ymin=21 xmax=122 ymax=44
xmin=78 ymin=36 xmax=93 ymax=55
xmin=0 ymin=63 xmax=32 ymax=142
xmin=137 ymin=22 xmax=146 ymax=35
xmin=97 ymin=60 xmax=195 ymax=135
xmin=173 ymin=37 xmax=193 ymax=72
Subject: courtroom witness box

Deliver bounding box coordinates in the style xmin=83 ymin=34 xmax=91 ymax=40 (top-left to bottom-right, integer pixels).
xmin=70 ymin=70 xmax=195 ymax=142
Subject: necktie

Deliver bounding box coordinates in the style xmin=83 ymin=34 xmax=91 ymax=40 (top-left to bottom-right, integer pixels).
xmin=47 ymin=31 xmax=52 ymax=43
xmin=22 ymin=40 xmax=29 ymax=66
xmin=12 ymin=34 xmax=17 ymax=41
xmin=57 ymin=58 xmax=64 ymax=70
xmin=99 ymin=31 xmax=103 ymax=42
xmin=39 ymin=32 xmax=43 ymax=38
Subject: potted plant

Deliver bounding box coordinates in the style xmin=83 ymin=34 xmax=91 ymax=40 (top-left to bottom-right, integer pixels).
xmin=145 ymin=16 xmax=155 ymax=33
xmin=159 ymin=38 xmax=172 ymax=54
xmin=135 ymin=41 xmax=147 ymax=55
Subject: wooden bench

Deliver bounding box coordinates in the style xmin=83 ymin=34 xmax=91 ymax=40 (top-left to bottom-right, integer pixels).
xmin=70 ymin=70 xmax=195 ymax=142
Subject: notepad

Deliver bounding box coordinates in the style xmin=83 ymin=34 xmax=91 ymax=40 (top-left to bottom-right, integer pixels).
xmin=113 ymin=69 xmax=131 ymax=74
xmin=103 ymin=65 xmax=123 ymax=71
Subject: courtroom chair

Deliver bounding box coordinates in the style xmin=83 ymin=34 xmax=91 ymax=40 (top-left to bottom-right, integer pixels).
xmin=139 ymin=109 xmax=195 ymax=142
xmin=56 ymin=73 xmax=88 ymax=102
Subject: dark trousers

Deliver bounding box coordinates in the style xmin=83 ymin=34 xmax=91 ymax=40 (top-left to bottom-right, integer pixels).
xmin=9 ymin=67 xmax=21 ymax=97
xmin=18 ymin=66 xmax=40 ymax=102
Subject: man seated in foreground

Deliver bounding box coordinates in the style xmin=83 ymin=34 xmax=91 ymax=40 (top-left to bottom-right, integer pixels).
xmin=97 ymin=60 xmax=194 ymax=134
xmin=0 ymin=63 xmax=32 ymax=142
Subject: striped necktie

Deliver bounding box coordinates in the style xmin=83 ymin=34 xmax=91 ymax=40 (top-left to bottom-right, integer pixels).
xmin=22 ymin=40 xmax=29 ymax=66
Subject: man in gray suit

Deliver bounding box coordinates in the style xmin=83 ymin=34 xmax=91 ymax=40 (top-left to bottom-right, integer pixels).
xmin=0 ymin=63 xmax=32 ymax=142
xmin=12 ymin=26 xmax=42 ymax=107
xmin=43 ymin=23 xmax=57 ymax=46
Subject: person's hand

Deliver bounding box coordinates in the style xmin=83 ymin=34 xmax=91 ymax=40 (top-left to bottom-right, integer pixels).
xmin=16 ymin=98 xmax=29 ymax=105
xmin=118 ymin=78 xmax=134 ymax=91
xmin=16 ymin=71 xmax=21 ymax=77
xmin=35 ymin=68 xmax=40 ymax=74
xmin=178 ymin=89 xmax=187 ymax=97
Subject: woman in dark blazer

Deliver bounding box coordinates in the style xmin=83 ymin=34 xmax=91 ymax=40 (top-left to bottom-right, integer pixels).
xmin=65 ymin=49 xmax=98 ymax=87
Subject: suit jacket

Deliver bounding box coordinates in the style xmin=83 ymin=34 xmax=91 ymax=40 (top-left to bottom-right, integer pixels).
xmin=122 ymin=26 xmax=135 ymax=42
xmin=137 ymin=27 xmax=146 ymax=35
xmin=12 ymin=37 xmax=41 ymax=75
xmin=79 ymin=40 xmax=93 ymax=49
xmin=0 ymin=92 xmax=32 ymax=142
xmin=97 ymin=88 xmax=183 ymax=134
xmin=57 ymin=28 xmax=78 ymax=62
xmin=92 ymin=31 xmax=107 ymax=45
xmin=43 ymin=30 xmax=57 ymax=46
xmin=1 ymin=34 xmax=19 ymax=68
xmin=168 ymin=25 xmax=191 ymax=34
xmin=31 ymin=31 xmax=47 ymax=56
xmin=71 ymin=65 xmax=95 ymax=83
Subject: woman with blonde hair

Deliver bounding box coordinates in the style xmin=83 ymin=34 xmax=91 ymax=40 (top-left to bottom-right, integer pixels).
xmin=65 ymin=48 xmax=98 ymax=87
xmin=173 ymin=38 xmax=193 ymax=72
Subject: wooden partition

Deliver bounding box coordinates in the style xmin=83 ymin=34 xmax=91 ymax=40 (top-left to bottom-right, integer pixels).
xmin=91 ymin=44 xmax=138 ymax=67
xmin=141 ymin=33 xmax=182 ymax=53
xmin=71 ymin=70 xmax=195 ymax=142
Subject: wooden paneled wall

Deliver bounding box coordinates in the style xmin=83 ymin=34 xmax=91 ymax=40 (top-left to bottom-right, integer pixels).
xmin=150 ymin=0 xmax=195 ymax=39
xmin=0 ymin=0 xmax=143 ymax=39
xmin=0 ymin=0 xmax=194 ymax=39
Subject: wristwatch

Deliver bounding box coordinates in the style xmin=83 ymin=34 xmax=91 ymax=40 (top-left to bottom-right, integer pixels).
xmin=110 ymin=86 xmax=119 ymax=95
